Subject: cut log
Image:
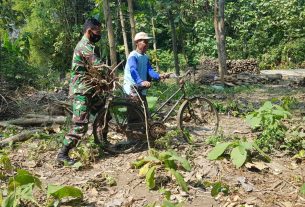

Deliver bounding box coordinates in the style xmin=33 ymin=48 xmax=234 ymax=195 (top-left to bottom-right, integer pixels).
xmin=0 ymin=129 xmax=41 ymax=147
xmin=0 ymin=116 xmax=66 ymax=126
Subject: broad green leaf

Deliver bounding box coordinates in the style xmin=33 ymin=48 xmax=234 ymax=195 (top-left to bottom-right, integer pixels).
xmin=162 ymin=200 xmax=176 ymax=207
xmin=2 ymin=192 xmax=18 ymax=207
xmin=169 ymin=169 xmax=188 ymax=192
xmin=230 ymin=146 xmax=247 ymax=168
xmin=144 ymin=156 xmax=160 ymax=162
xmin=164 ymin=160 xmax=176 ymax=170
xmin=168 ymin=153 xmax=191 ymax=171
xmin=159 ymin=151 xmax=172 ymax=161
xmin=246 ymin=115 xmax=261 ymax=129
xmin=207 ymin=142 xmax=232 ymax=160
xmin=145 ymin=166 xmax=156 ymax=189
xmin=19 ymin=184 xmax=38 ymax=205
xmin=260 ymin=101 xmax=273 ymax=111
xmin=47 ymin=185 xmax=83 ymax=200
xmin=72 ymin=161 xmax=83 ymax=169
xmin=14 ymin=169 xmax=42 ymax=189
xmin=132 ymin=159 xmax=148 ymax=168
xmin=240 ymin=141 xmax=253 ymax=150
xmin=139 ymin=163 xmax=150 ymax=177
xmin=300 ymin=183 xmax=305 ymax=195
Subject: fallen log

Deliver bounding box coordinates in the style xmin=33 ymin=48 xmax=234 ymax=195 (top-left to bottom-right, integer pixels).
xmin=0 ymin=116 xmax=66 ymax=127
xmin=0 ymin=129 xmax=41 ymax=147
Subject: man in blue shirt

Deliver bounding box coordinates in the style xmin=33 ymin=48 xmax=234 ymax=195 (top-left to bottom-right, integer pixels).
xmin=124 ymin=32 xmax=161 ymax=95
xmin=123 ymin=32 xmax=168 ymax=129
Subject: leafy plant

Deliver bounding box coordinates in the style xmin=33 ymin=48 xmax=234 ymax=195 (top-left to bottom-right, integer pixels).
xmin=203 ymin=181 xmax=230 ymax=197
xmin=132 ymin=149 xmax=191 ymax=192
xmin=0 ymin=154 xmax=83 ymax=206
xmin=47 ymin=185 xmax=83 ymax=206
xmin=207 ymin=139 xmax=270 ymax=168
xmin=246 ymin=101 xmax=291 ymax=151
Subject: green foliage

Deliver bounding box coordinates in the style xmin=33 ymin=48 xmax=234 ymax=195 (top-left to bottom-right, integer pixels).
xmin=210 ymin=182 xmax=229 ymax=197
xmin=246 ymin=101 xmax=291 ymax=151
xmin=148 ymin=50 xmax=187 ymax=72
xmin=47 ymin=185 xmax=83 ymax=200
xmin=207 ymin=139 xmax=270 ymax=168
xmin=260 ymin=38 xmax=305 ymax=69
xmin=0 ymin=154 xmax=83 ymax=206
xmin=132 ymin=149 xmax=191 ymax=192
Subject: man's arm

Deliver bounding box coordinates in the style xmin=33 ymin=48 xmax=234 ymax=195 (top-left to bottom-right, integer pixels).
xmin=147 ymin=61 xmax=160 ymax=80
xmin=128 ymin=56 xmax=143 ymax=85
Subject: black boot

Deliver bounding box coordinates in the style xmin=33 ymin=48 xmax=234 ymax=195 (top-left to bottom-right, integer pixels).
xmin=57 ymin=144 xmax=76 ymax=166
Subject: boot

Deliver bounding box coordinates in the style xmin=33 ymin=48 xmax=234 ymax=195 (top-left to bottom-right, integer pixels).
xmin=57 ymin=144 xmax=76 ymax=166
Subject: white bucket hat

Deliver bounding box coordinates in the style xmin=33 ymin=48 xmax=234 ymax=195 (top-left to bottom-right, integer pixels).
xmin=134 ymin=32 xmax=152 ymax=42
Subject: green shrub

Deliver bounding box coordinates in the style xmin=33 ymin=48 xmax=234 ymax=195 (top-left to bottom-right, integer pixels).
xmin=260 ymin=38 xmax=305 ymax=69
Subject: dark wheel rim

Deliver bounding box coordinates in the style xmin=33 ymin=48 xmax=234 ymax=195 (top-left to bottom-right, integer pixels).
xmin=93 ymin=102 xmax=146 ymax=154
xmin=178 ymin=97 xmax=219 ymax=142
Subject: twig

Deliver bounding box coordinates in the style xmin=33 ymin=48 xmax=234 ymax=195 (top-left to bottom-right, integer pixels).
xmin=132 ymin=85 xmax=151 ymax=150
xmin=110 ymin=60 xmax=124 ymax=75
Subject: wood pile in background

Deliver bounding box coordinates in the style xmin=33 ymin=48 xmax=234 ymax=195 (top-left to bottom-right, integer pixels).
xmin=200 ymin=57 xmax=259 ymax=74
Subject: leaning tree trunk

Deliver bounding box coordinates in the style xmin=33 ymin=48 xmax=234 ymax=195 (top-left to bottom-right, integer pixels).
xmin=214 ymin=0 xmax=227 ymax=84
xmin=118 ymin=0 xmax=129 ymax=58
xmin=103 ymin=0 xmax=117 ymax=66
xmin=127 ymin=0 xmax=136 ymax=50
xmin=168 ymin=10 xmax=180 ymax=76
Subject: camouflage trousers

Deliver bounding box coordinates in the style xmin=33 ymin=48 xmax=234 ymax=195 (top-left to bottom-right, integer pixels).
xmin=63 ymin=94 xmax=104 ymax=146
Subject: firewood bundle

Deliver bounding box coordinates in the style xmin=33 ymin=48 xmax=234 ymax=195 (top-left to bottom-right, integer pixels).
xmin=200 ymin=57 xmax=259 ymax=74
xmin=82 ymin=64 xmax=117 ymax=97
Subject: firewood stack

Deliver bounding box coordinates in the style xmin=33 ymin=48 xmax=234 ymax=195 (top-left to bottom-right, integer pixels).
xmin=200 ymin=57 xmax=259 ymax=74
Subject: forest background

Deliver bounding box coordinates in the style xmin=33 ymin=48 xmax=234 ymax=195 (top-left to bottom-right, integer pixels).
xmin=1 ymin=0 xmax=305 ymax=88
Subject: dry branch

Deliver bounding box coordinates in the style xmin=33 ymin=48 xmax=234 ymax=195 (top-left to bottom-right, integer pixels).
xmin=0 ymin=129 xmax=41 ymax=147
xmin=0 ymin=116 xmax=66 ymax=127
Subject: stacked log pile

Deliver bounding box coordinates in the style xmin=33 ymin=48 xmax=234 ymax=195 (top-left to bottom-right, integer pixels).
xmin=197 ymin=71 xmax=284 ymax=86
xmin=200 ymin=57 xmax=259 ymax=74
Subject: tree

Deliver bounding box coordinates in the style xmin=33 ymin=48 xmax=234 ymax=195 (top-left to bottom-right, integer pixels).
xmin=168 ymin=9 xmax=180 ymax=75
xmin=103 ymin=0 xmax=117 ymax=65
xmin=127 ymin=0 xmax=136 ymax=50
xmin=118 ymin=0 xmax=129 ymax=58
xmin=214 ymin=0 xmax=227 ymax=83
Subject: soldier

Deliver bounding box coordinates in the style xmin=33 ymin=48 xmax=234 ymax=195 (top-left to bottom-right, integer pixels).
xmin=57 ymin=18 xmax=107 ymax=165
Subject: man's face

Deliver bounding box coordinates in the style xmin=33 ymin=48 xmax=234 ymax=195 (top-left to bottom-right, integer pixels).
xmin=136 ymin=39 xmax=149 ymax=53
xmin=88 ymin=26 xmax=101 ymax=43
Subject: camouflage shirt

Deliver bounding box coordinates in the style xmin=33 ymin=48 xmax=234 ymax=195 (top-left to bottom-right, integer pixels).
xmin=69 ymin=35 xmax=102 ymax=96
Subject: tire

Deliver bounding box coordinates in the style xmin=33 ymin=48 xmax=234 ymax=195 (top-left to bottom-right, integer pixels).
xmin=93 ymin=101 xmax=146 ymax=154
xmin=177 ymin=97 xmax=219 ymax=142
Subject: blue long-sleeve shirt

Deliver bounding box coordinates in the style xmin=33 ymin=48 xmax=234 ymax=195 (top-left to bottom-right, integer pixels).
xmin=123 ymin=51 xmax=160 ymax=95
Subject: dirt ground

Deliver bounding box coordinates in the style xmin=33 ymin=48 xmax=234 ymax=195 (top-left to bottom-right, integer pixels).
xmin=2 ymin=83 xmax=305 ymax=207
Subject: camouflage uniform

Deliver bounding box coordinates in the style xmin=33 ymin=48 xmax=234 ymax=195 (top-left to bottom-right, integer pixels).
xmin=64 ymin=35 xmax=103 ymax=146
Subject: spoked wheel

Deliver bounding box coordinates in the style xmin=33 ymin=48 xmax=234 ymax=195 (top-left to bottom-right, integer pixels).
xmin=177 ymin=96 xmax=219 ymax=142
xmin=93 ymin=101 xmax=147 ymax=154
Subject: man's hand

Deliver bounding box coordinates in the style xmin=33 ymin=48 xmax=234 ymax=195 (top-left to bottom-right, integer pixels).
xmin=141 ymin=81 xmax=151 ymax=88
xmin=160 ymin=73 xmax=171 ymax=80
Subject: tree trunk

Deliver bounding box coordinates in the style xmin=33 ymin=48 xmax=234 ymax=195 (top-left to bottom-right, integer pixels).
xmin=127 ymin=0 xmax=136 ymax=50
xmin=118 ymin=0 xmax=129 ymax=58
xmin=103 ymin=0 xmax=117 ymax=66
xmin=151 ymin=17 xmax=160 ymax=71
xmin=168 ymin=10 xmax=180 ymax=76
xmin=214 ymin=0 xmax=227 ymax=84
